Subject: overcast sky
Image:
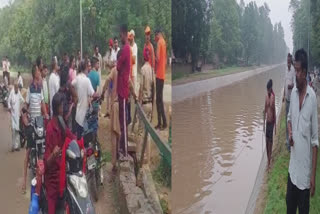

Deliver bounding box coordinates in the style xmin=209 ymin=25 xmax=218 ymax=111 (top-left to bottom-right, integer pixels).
xmin=239 ymin=0 xmax=293 ymax=52
xmin=0 ymin=0 xmax=9 ymax=9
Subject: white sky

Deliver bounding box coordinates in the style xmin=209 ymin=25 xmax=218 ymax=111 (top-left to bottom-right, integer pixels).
xmin=239 ymin=0 xmax=293 ymax=52
xmin=0 ymin=0 xmax=9 ymax=9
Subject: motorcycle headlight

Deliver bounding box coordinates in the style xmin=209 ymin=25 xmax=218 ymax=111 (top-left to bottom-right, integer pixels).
xmin=69 ymin=175 xmax=88 ymax=198
xmin=36 ymin=128 xmax=43 ymax=137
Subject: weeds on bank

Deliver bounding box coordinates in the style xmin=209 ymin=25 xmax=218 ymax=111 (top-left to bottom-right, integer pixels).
xmin=101 ymin=151 xmax=112 ymax=163
xmin=160 ymin=198 xmax=169 ymax=214
xmin=152 ymin=157 xmax=171 ymax=188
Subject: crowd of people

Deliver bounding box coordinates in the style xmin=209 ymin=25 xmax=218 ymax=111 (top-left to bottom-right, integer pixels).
xmin=264 ymin=49 xmax=318 ymax=213
xmin=2 ymin=24 xmax=168 ymax=213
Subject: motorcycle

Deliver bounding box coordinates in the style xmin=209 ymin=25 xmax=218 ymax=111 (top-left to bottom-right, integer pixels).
xmin=35 ymin=117 xmax=95 ymax=214
xmin=29 ymin=116 xmax=46 ymax=176
xmin=19 ymin=107 xmax=28 ymax=148
xmin=83 ymin=98 xmax=103 ymax=202
xmin=64 ymin=139 xmax=96 ymax=214
xmin=0 ymin=83 xmax=9 ymax=108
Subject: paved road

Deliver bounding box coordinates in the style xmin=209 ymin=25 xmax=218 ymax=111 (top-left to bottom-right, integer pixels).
xmin=173 ymin=64 xmax=282 ymax=103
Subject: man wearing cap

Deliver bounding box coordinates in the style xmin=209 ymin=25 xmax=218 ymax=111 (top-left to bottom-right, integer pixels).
xmin=139 ymin=47 xmax=154 ymax=163
xmin=144 ymin=26 xmax=155 ymax=70
xmin=112 ymin=37 xmax=120 ymax=62
xmin=155 ymin=29 xmax=167 ymax=130
xmin=104 ymin=39 xmax=115 ymax=70
xmin=129 ymin=30 xmax=138 ymax=95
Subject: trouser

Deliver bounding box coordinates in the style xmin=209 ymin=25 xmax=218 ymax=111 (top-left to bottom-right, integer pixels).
xmin=105 ymin=88 xmax=111 ymax=115
xmin=126 ymin=100 xmax=132 ymax=125
xmin=47 ymin=194 xmax=64 ymax=214
xmin=286 ymin=174 xmax=310 ymax=214
xmin=142 ymin=103 xmax=152 ymax=163
xmin=111 ymin=131 xmax=119 ymax=167
xmin=12 ymin=128 xmax=20 ymax=150
xmin=285 ymin=100 xmax=290 ymax=151
xmin=118 ymin=96 xmax=128 ymax=157
xmin=76 ymin=122 xmax=84 ymax=140
xmin=156 ymin=78 xmax=166 ymax=126
xmin=71 ymin=107 xmax=77 ymax=134
xmin=3 ymin=71 xmax=9 ymax=85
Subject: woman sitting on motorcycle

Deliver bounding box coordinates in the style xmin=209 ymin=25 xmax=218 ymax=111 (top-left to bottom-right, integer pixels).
xmin=44 ymin=92 xmax=75 ymax=214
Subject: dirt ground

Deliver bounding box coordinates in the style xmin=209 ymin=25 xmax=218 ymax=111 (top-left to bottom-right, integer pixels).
xmin=98 ymin=97 xmax=172 ymax=213
xmin=253 ymin=104 xmax=285 ymax=214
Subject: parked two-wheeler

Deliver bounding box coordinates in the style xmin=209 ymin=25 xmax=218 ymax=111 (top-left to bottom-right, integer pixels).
xmin=83 ymin=98 xmax=103 ymax=202
xmin=19 ymin=107 xmax=28 ymax=148
xmin=29 ymin=116 xmax=46 ymax=176
xmin=0 ymin=83 xmax=9 ymax=108
xmin=34 ymin=117 xmax=96 ymax=214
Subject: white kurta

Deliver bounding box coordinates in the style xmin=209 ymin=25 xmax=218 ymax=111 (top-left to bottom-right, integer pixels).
xmin=8 ymin=89 xmax=25 ymax=131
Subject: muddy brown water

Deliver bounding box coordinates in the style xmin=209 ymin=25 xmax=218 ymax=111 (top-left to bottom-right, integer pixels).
xmin=172 ymin=65 xmax=286 ymax=214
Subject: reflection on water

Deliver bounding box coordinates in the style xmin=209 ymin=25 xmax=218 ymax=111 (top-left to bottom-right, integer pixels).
xmin=172 ymin=66 xmax=285 ymax=214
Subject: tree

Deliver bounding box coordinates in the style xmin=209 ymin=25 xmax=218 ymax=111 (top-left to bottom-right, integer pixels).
xmin=0 ymin=0 xmax=172 ymax=67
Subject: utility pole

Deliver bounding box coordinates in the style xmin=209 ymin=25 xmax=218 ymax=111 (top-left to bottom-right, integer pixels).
xmin=308 ymin=0 xmax=311 ymax=73
xmin=80 ymin=0 xmax=83 ymax=60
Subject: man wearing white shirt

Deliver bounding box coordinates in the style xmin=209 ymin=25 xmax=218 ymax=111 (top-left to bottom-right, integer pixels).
xmin=283 ymin=53 xmax=295 ymax=151
xmin=72 ymin=59 xmax=95 ymax=139
xmin=287 ymin=49 xmax=318 ymax=213
xmin=129 ymin=30 xmax=138 ymax=94
xmin=48 ymin=57 xmax=60 ymax=117
xmin=111 ymin=37 xmax=120 ymax=62
xmin=8 ymin=82 xmax=25 ymax=151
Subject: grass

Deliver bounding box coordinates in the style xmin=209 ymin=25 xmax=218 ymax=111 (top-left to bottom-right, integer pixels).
xmin=263 ymin=107 xmax=320 ymax=214
xmin=152 ymin=157 xmax=171 ymax=188
xmin=101 ymin=151 xmax=112 ymax=163
xmin=10 ymin=65 xmax=30 ymax=74
xmin=172 ymin=65 xmax=259 ymax=85
xmin=160 ymin=198 xmax=169 ymax=214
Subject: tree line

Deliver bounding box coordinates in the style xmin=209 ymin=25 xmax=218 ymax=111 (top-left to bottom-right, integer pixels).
xmin=172 ymin=0 xmax=288 ymax=72
xmin=0 ymin=0 xmax=171 ymax=68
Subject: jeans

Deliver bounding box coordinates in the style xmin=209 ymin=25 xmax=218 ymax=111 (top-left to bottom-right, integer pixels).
xmin=156 ymin=78 xmax=167 ymax=126
xmin=118 ymin=96 xmax=128 ymax=157
xmin=76 ymin=122 xmax=84 ymax=140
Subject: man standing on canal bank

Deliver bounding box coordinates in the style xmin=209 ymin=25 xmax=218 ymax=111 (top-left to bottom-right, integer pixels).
xmin=287 ymin=49 xmax=318 ymax=214
xmin=283 ymin=53 xmax=295 ymax=152
xmin=264 ymin=79 xmax=276 ymax=172
xmin=155 ymin=29 xmax=167 ymax=130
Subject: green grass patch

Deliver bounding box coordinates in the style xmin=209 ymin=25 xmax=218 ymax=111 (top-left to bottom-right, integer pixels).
xmin=101 ymin=151 xmax=112 ymax=163
xmin=10 ymin=65 xmax=30 ymax=74
xmin=152 ymin=157 xmax=171 ymax=188
xmin=264 ymin=108 xmax=320 ymax=214
xmin=160 ymin=198 xmax=169 ymax=214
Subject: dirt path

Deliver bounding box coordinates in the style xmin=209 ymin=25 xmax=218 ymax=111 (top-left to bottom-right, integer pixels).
xmin=0 ymin=106 xmax=29 ymax=213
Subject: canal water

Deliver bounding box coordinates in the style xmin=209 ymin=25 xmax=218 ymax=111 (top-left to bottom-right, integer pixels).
xmin=172 ymin=65 xmax=286 ymax=214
